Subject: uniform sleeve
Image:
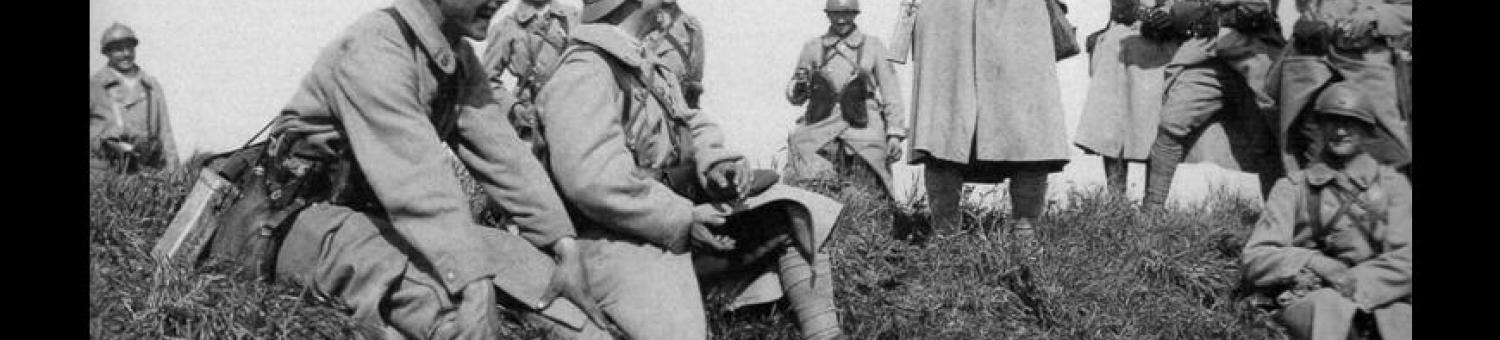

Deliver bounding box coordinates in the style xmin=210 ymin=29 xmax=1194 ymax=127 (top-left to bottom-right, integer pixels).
xmin=682 ymin=106 xmax=744 ymax=184
xmin=149 ymin=81 xmax=180 ymax=169
xmin=686 ymin=16 xmax=707 ymax=84
xmin=786 ymin=41 xmax=819 ymax=105
xmin=322 ymin=28 xmax=500 ymax=289
xmin=1346 ymin=172 xmax=1412 ymax=309
xmin=536 ymin=54 xmax=695 ymax=252
xmin=866 ymin=38 xmax=907 ymax=138
xmin=451 ymin=54 xmax=577 ymax=249
xmin=89 ymin=79 xmax=114 ymax=149
xmin=1370 ymin=2 xmax=1412 ymax=38
xmin=1240 ymin=178 xmax=1325 ymax=288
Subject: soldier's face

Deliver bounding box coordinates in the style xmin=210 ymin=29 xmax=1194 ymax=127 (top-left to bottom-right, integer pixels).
xmin=440 ymin=0 xmax=506 ymax=41
xmin=826 ymin=11 xmax=858 ymax=35
xmin=1318 ymin=115 xmax=1369 ymax=159
xmin=104 ymin=42 xmax=138 ymax=73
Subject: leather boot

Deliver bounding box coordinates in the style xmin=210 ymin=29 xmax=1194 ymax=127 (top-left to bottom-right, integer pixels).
xmin=1143 ymin=132 xmax=1185 ymax=211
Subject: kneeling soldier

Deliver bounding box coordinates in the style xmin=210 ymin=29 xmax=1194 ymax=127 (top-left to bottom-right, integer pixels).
xmin=1240 ymin=82 xmax=1411 ymax=340
xmin=209 ymin=0 xmax=611 ymax=338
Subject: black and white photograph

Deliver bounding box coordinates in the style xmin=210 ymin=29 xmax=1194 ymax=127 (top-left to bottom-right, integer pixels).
xmin=88 ymin=0 xmax=1413 ymax=338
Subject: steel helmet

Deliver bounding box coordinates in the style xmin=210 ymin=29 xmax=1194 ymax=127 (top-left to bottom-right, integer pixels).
xmin=826 ymin=0 xmax=860 ymax=12
xmin=582 ymin=0 xmax=629 ymax=23
xmin=1312 ymin=82 xmax=1377 ymax=126
xmin=100 ymin=23 xmax=139 ymax=53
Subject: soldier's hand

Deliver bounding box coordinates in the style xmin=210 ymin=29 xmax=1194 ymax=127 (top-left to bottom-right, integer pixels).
xmin=886 ymin=136 xmax=905 ymax=164
xmin=539 ymin=237 xmax=620 ymax=335
xmin=692 ymin=203 xmax=731 ymax=228
xmin=107 ymin=140 xmax=136 ymax=154
xmin=690 ymin=223 xmax=737 ymax=251
xmin=707 ymin=160 xmax=754 ymax=199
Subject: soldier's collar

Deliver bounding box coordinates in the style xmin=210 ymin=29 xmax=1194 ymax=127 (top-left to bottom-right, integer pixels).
xmin=395 ymin=0 xmax=458 ymax=74
xmin=570 ymin=24 xmax=652 ymax=70
xmin=821 ymin=27 xmax=865 ymax=49
xmin=94 ymin=67 xmax=156 ymax=90
xmin=1304 ymin=153 xmax=1381 ymax=190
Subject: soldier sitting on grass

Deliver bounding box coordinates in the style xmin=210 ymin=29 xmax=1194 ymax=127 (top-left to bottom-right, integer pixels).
xmin=1240 ymin=82 xmax=1411 ymax=340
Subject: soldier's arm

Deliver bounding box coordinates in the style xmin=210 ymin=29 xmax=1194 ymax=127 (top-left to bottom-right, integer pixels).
xmin=149 ymin=78 xmax=180 ymax=169
xmin=786 ymin=41 xmax=818 ymax=105
xmin=1343 ymin=171 xmax=1412 ymax=309
xmin=1240 ymin=178 xmax=1327 ymax=289
xmin=89 ymin=78 xmax=114 ymax=149
xmin=685 ymin=15 xmax=707 ymax=85
xmin=679 ymin=106 xmax=744 ymax=185
xmin=315 ymin=23 xmax=503 ymax=288
xmin=452 ymin=51 xmax=578 ymax=249
xmin=536 ymin=53 xmax=695 ymax=252
xmin=867 ymin=38 xmax=907 ymax=138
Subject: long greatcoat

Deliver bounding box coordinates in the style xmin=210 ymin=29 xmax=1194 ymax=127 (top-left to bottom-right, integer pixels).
xmin=900 ymin=0 xmax=1070 ymax=177
xmin=1075 ymin=22 xmax=1180 ymax=161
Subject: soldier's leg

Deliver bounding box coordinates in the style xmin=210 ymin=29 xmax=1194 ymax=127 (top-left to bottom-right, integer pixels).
xmin=579 ymin=233 xmax=708 ymax=340
xmin=274 ymin=204 xmax=504 ymax=339
xmin=1273 ymin=288 xmax=1360 ymax=340
xmin=1008 ymin=171 xmax=1048 ymax=260
xmin=778 ymin=246 xmax=843 ymax=340
xmin=923 ymin=160 xmax=964 ymax=235
xmin=1102 ymin=157 xmax=1128 ymax=198
xmin=1143 ymin=65 xmax=1228 ymax=210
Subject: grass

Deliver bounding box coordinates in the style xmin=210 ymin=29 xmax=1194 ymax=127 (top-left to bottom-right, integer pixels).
xmin=90 ymin=164 xmax=1288 ymax=339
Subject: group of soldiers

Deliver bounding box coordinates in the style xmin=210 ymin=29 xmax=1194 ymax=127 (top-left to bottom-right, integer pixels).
xmin=89 ymin=0 xmax=1411 ymax=339
xmin=1078 ymin=0 xmax=1411 ymax=339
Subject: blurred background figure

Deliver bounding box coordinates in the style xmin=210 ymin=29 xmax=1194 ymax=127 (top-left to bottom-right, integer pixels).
xmin=483 ymin=0 xmax=580 ymax=155
xmin=90 ymin=23 xmax=179 ymax=173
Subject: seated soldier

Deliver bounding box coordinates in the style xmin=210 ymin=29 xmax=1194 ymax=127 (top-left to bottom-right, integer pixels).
xmin=528 ymin=0 xmax=848 ymax=339
xmin=1240 ymin=82 xmax=1411 ymax=340
xmin=207 ymin=0 xmax=612 ymax=338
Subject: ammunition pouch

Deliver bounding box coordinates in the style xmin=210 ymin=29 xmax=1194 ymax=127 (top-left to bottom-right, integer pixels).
xmin=1220 ymin=4 xmax=1277 ymax=34
xmin=804 ymin=72 xmax=872 ymax=128
xmin=1109 ymin=0 xmax=1141 ymax=25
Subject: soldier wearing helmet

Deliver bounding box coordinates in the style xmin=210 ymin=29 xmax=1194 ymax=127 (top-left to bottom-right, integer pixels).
xmin=783 ymin=0 xmax=905 ymax=223
xmin=1240 ymin=81 xmax=1412 ymax=340
xmin=529 ymin=0 xmax=849 ymax=339
xmin=89 ymin=23 xmax=178 ymax=172
xmin=643 ymin=0 xmax=706 ymax=109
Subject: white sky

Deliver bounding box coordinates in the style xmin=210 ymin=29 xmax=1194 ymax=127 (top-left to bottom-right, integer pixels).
xmin=90 ymin=0 xmax=1304 ymax=206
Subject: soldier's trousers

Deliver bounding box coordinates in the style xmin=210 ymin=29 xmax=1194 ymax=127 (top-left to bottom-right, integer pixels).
xmin=1143 ymin=58 xmax=1280 ymax=209
xmin=274 ymin=203 xmax=508 ymax=340
xmin=923 ymin=160 xmax=1048 ymax=234
xmin=1273 ymin=288 xmax=1412 ymax=340
xmin=531 ymin=229 xmax=709 ymax=340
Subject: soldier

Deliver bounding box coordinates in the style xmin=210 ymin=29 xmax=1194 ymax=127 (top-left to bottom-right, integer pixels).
xmin=1269 ymin=0 xmax=1411 ymax=179
xmin=482 ymin=0 xmax=579 ymax=154
xmin=1075 ymin=0 xmax=1182 ymax=197
xmin=643 ymin=0 xmax=706 ymax=109
xmin=89 ymin=23 xmax=179 ymax=172
xmin=893 ymin=0 xmax=1069 ymax=249
xmin=211 ymin=0 xmax=611 ymax=338
xmin=1240 ymin=82 xmax=1411 ymax=340
xmin=531 ymin=0 xmax=848 ymax=338
xmin=643 ymin=2 xmax=853 ymax=339
xmin=784 ymin=0 xmax=906 ymax=225
xmin=1141 ymin=0 xmax=1287 ymax=210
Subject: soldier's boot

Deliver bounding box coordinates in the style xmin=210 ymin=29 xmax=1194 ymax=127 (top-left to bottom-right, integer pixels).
xmin=1102 ymin=157 xmax=1129 ymax=199
xmin=1008 ymin=171 xmax=1048 ymax=262
xmin=1143 ymin=132 xmax=1186 ymax=211
xmin=779 ymin=246 xmax=845 ymax=340
xmin=923 ymin=161 xmax=964 ymax=236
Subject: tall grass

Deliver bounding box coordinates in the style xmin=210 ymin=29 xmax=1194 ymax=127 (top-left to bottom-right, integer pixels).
xmin=90 ymin=165 xmax=1286 ymax=339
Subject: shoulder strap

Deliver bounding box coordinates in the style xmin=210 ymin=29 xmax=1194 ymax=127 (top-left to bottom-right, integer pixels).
xmin=383 ymin=8 xmax=461 ymax=134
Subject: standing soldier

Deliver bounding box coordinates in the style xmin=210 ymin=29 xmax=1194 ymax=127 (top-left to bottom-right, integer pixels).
xmin=1240 ymin=82 xmax=1411 ymax=340
xmin=1140 ymin=0 xmax=1287 ymax=210
xmin=1270 ymin=0 xmax=1411 ymax=179
xmin=1075 ymin=0 xmax=1182 ymax=197
xmin=209 ymin=0 xmax=611 ymax=338
xmin=482 ymin=0 xmax=579 ymax=153
xmin=784 ymin=0 xmax=905 ymax=228
xmin=644 ymin=0 xmax=706 ymax=109
xmin=893 ymin=0 xmax=1069 ymax=248
xmin=532 ymin=0 xmax=850 ymax=338
xmin=89 ymin=23 xmax=179 ymax=172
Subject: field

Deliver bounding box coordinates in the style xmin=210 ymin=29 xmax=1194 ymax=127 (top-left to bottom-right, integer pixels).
xmin=89 ymin=166 xmax=1288 ymax=339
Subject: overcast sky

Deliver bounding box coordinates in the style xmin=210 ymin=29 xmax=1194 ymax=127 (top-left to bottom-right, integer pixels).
xmin=90 ymin=0 xmax=1303 ymax=205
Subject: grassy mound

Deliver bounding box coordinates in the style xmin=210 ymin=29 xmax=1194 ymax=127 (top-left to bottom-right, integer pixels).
xmin=89 ymin=168 xmax=1285 ymax=339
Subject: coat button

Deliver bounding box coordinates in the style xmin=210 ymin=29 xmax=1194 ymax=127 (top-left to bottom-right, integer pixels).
xmin=445 ymin=272 xmax=456 ymax=282
xmin=437 ymin=51 xmax=454 ymax=70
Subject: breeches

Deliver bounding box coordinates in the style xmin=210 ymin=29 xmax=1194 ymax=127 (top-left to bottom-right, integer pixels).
xmin=537 ymin=230 xmax=709 ymax=340
xmin=1273 ymin=288 xmax=1411 ymax=340
xmin=274 ymin=203 xmax=504 ymax=340
xmin=1159 ymin=60 xmax=1263 ymax=139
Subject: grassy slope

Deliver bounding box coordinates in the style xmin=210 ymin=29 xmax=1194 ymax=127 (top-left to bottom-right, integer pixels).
xmin=89 ymin=168 xmax=1286 ymax=339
